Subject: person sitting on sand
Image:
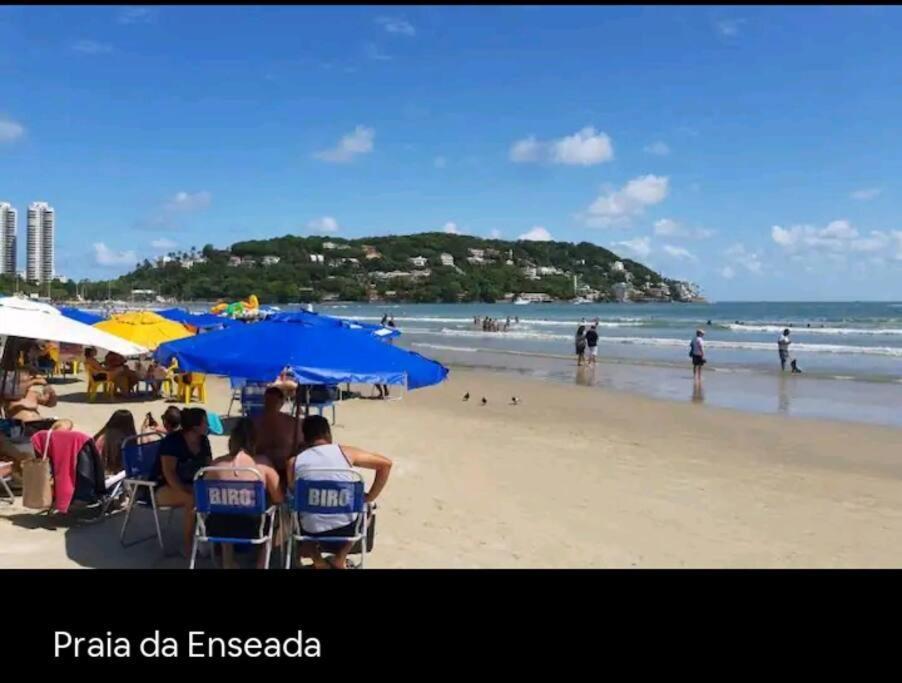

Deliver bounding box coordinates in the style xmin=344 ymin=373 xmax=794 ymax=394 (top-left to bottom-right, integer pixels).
xmin=206 ymin=417 xmax=283 ymax=569
xmin=154 ymin=408 xmax=213 ymax=557
xmin=790 ymin=358 xmax=802 ymax=374
xmin=252 ymin=386 xmax=302 ymax=477
xmin=286 ymin=415 xmax=392 ymax=569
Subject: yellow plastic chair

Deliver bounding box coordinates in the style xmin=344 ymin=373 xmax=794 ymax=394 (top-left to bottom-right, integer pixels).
xmin=161 ymin=360 xmax=179 ymax=398
xmin=179 ymin=372 xmax=207 ymax=404
xmin=86 ymin=369 xmax=115 ymax=402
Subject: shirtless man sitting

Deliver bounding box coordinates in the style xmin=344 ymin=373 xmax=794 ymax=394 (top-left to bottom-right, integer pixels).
xmin=252 ymin=386 xmax=302 ymax=478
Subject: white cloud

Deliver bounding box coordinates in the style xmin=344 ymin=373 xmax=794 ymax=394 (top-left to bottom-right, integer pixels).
xmin=363 ymin=43 xmax=392 ymax=61
xmin=72 ymin=40 xmax=113 ymax=54
xmin=653 ymin=218 xmax=715 ymax=240
xmin=509 ymin=136 xmax=542 ymax=163
xmin=614 ymin=237 xmax=651 ymax=258
xmin=443 ymin=222 xmax=462 ymax=235
xmin=118 ymin=7 xmax=156 ymax=24
xmin=94 ymin=242 xmax=137 ymax=267
xmin=719 ymin=265 xmax=735 ymax=279
xmin=165 ymin=191 xmax=212 ymax=212
xmin=518 ymin=226 xmax=552 ymax=242
xmin=376 ymin=16 xmax=416 ymax=36
xmin=725 ymin=243 xmax=763 ymax=274
xmin=314 ymin=125 xmax=375 ymax=163
xmin=663 ymin=245 xmax=697 ymax=261
xmin=644 ymin=141 xmax=671 ymax=156
xmin=489 ymin=229 xmax=502 ymax=239
xmin=716 ymin=18 xmax=746 ymax=37
xmin=510 ymin=127 xmax=614 ymax=166
xmin=653 ymin=218 xmax=681 ymax=236
xmin=151 ymin=238 xmax=177 ymax=250
xmin=0 ymin=117 xmax=24 ymax=143
xmin=433 ymin=156 xmax=447 ymax=169
xmin=308 ymin=216 xmax=340 ymax=233
xmin=771 ymin=219 xmax=902 ymax=260
xmin=851 ymin=187 xmax=882 ymax=201
xmin=585 ymin=175 xmax=669 ymax=227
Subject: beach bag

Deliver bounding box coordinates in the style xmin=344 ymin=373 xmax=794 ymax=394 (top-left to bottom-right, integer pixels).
xmin=22 ymin=429 xmax=53 ymax=510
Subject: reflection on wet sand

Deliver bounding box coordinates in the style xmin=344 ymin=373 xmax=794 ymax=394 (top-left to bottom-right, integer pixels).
xmin=691 ymin=382 xmax=705 ymax=404
xmin=778 ymin=374 xmax=790 ymax=415
xmin=576 ymin=365 xmax=596 ymax=387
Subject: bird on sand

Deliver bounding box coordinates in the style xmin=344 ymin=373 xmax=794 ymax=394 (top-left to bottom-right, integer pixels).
xmin=481 ymin=397 xmax=487 ymax=406
xmin=511 ymin=396 xmax=520 ymax=405
xmin=463 ymin=392 xmax=470 ymax=401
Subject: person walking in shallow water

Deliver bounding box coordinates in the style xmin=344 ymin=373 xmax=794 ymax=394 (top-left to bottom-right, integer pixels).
xmin=778 ymin=328 xmax=791 ymax=371
xmin=690 ymin=328 xmax=706 ymax=385
xmin=575 ymin=324 xmax=587 ymax=366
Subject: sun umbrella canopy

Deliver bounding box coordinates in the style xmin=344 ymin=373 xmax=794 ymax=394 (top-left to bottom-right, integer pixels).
xmin=270 ymin=310 xmax=400 ymax=339
xmin=58 ymin=306 xmax=105 ymax=325
xmin=0 ymin=296 xmax=147 ymax=356
xmin=154 ymin=317 xmax=448 ymax=388
xmin=156 ymin=308 xmax=238 ymax=331
xmin=95 ymin=311 xmax=193 ymax=350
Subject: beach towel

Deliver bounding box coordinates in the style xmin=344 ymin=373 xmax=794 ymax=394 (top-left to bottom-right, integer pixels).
xmin=207 ymin=411 xmax=224 ymax=436
xmin=30 ymin=430 xmax=105 ymax=513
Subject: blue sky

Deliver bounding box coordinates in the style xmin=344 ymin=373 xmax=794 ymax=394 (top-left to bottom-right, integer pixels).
xmin=2 ymin=5 xmax=902 ymax=300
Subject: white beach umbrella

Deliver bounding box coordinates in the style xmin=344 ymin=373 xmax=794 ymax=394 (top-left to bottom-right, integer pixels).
xmin=0 ymin=296 xmax=148 ymax=356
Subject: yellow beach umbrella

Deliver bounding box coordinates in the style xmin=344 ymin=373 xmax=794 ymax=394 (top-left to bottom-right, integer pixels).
xmin=94 ymin=311 xmax=193 ymax=351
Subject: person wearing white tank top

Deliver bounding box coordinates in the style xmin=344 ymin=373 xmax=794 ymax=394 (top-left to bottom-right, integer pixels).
xmin=288 ymin=415 xmax=393 ymax=569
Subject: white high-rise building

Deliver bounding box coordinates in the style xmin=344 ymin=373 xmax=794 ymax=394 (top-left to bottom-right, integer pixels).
xmin=26 ymin=201 xmax=55 ymax=283
xmin=0 ymin=202 xmax=16 ymax=276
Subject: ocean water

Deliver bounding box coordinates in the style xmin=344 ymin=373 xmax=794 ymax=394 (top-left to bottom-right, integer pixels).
xmin=315 ymin=301 xmax=902 ymax=427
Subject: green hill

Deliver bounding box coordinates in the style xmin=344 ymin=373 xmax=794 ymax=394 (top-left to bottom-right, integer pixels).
xmin=22 ymin=233 xmax=702 ymax=304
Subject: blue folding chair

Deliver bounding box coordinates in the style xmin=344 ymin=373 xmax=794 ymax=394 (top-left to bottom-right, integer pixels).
xmin=285 ymin=469 xmax=370 ymax=569
xmin=119 ymin=433 xmax=174 ymax=550
xmin=239 ymin=383 xmax=269 ymax=418
xmin=190 ymin=467 xmax=278 ymax=570
xmin=226 ymin=377 xmax=247 ymax=417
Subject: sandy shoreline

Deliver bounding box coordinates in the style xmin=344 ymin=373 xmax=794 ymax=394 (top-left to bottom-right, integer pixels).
xmin=2 ymin=368 xmax=902 ymax=568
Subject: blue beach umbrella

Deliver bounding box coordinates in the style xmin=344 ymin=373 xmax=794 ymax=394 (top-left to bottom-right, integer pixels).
xmin=270 ymin=310 xmax=401 ymax=339
xmin=156 ymin=307 xmax=239 ymax=331
xmin=58 ymin=306 xmax=105 ymax=325
xmin=154 ymin=317 xmax=447 ymax=389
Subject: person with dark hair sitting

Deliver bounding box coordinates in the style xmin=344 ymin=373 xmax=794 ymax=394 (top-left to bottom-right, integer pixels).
xmin=154 ymin=407 xmax=212 ymax=557
xmin=207 ymin=418 xmax=283 ymax=568
xmin=286 ymin=415 xmax=392 ymax=569
xmin=252 ymin=386 xmax=302 ymax=478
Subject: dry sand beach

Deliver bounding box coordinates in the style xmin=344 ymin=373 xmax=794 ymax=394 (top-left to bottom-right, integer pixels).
xmin=2 ymin=368 xmax=901 ymax=568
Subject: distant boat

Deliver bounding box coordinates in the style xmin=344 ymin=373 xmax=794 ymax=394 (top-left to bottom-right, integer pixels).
xmin=571 ymin=296 xmax=593 ymax=305
xmin=512 ymin=297 xmax=530 ymax=305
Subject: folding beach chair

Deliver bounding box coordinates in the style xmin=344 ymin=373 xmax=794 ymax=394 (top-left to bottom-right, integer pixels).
xmin=190 ymin=467 xmax=278 ymax=570
xmin=226 ymin=377 xmax=246 ymax=417
xmin=0 ymin=461 xmax=14 ymax=504
xmin=239 ymin=383 xmax=268 ymax=417
xmin=285 ymin=469 xmax=372 ymax=569
xmin=298 ymin=385 xmax=340 ymax=425
xmin=119 ymin=433 xmax=174 ymax=550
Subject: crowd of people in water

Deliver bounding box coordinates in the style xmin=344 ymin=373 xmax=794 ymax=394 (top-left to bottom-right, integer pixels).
xmin=473 ymin=315 xmax=519 ymax=332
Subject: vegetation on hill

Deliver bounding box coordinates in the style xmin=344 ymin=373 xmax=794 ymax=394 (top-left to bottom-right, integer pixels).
xmin=0 ymin=233 xmax=700 ymax=304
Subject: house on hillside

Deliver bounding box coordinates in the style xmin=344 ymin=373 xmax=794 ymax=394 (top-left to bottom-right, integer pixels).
xmin=227 ymin=256 xmax=242 ymax=267
xmin=439 ymin=253 xmax=454 ymax=266
xmin=468 ymin=248 xmax=485 ymax=259
xmin=409 ymin=255 xmax=428 ymax=267
xmin=521 ymin=266 xmax=539 ymax=280
xmin=323 ymin=242 xmax=339 ymax=250
xmin=241 ymin=256 xmax=256 ymax=266
xmin=261 ymin=255 xmax=281 ymax=266
xmin=362 ymin=245 xmax=382 ymax=260
xmin=611 ymin=261 xmax=625 ymax=273
xmin=309 ymin=254 xmax=324 ymax=264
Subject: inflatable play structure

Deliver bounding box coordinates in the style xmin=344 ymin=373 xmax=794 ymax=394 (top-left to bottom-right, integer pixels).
xmin=210 ymin=295 xmax=261 ymax=320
